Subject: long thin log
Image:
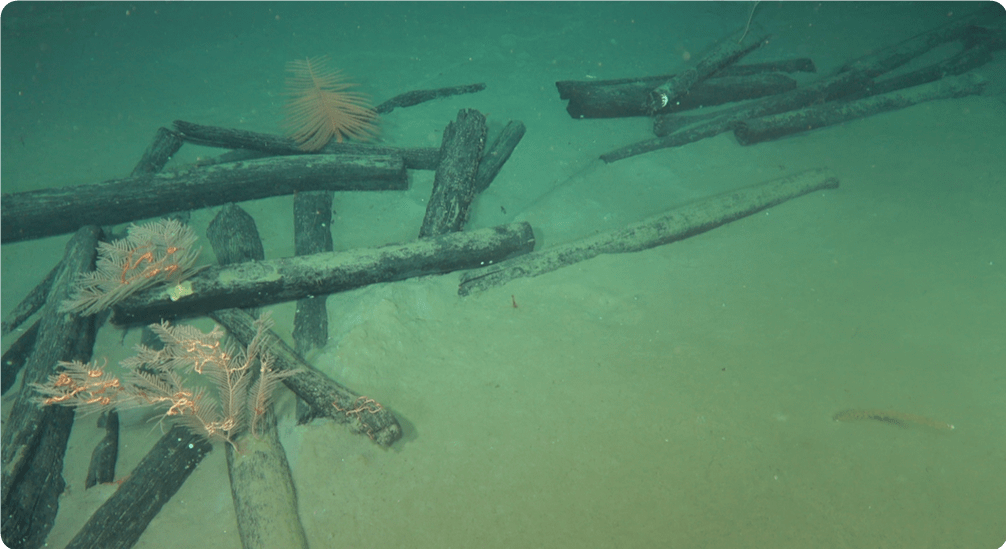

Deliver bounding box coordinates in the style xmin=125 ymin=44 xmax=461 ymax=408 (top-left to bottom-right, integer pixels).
xmin=112 ymin=221 xmax=537 ymax=326
xmin=734 ymin=73 xmax=987 ymax=145
xmin=172 ymin=120 xmax=442 ymax=170
xmin=1 ymin=226 xmax=100 ymax=549
xmin=2 ymin=154 xmax=407 ymax=244
xmin=602 ymin=71 xmax=870 ymax=164
xmin=849 ymin=39 xmax=1000 ymax=99
xmin=838 ymin=4 xmax=1000 ymax=77
xmin=459 ymin=169 xmax=838 ymax=296
xmin=375 ymin=82 xmax=487 ymax=114
xmin=210 ymin=308 xmax=404 ymax=446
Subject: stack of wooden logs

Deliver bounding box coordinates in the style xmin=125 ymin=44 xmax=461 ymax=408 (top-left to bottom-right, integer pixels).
xmin=553 ymin=5 xmax=1003 ymax=163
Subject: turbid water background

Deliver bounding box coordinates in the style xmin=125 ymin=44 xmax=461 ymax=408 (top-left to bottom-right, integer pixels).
xmin=2 ymin=2 xmax=1005 ymax=548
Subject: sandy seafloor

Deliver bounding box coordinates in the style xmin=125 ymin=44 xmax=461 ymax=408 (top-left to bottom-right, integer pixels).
xmin=2 ymin=2 xmax=1005 ymax=548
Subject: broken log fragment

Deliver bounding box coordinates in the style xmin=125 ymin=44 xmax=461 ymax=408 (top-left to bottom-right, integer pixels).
xmin=112 ymin=221 xmax=536 ymax=325
xmin=734 ymin=73 xmax=987 ymax=146
xmin=84 ymin=411 xmax=119 ymax=489
xmin=420 ymin=109 xmax=488 ymax=238
xmin=459 ymin=169 xmax=837 ymax=296
xmin=1 ymin=154 xmax=407 ymax=244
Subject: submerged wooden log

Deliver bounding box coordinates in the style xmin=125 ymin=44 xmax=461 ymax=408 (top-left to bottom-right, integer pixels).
xmin=648 ymin=34 xmax=769 ymax=113
xmin=112 ymin=221 xmax=537 ymax=325
xmin=292 ymin=191 xmax=334 ymax=356
xmin=64 ymin=425 xmax=214 ymax=549
xmin=84 ymin=411 xmax=119 ymax=489
xmin=2 ymin=154 xmax=407 ymax=244
xmin=1 ymin=226 xmax=99 ymax=549
xmin=375 ymin=82 xmax=487 ymax=114
xmin=131 ymin=127 xmax=184 ymax=176
xmin=226 ymin=412 xmax=309 ymax=549
xmin=601 ymin=71 xmax=870 ymax=163
xmin=1 ymin=263 xmax=57 ymax=336
xmin=838 ymin=4 xmax=1000 ymax=77
xmin=420 ymin=109 xmax=487 ymax=238
xmin=459 ymin=169 xmax=838 ymax=296
xmin=204 ymin=203 xmax=309 ymax=549
xmin=172 ymin=120 xmax=442 ymax=170
xmin=474 ymin=120 xmax=526 ymax=194
xmin=558 ymin=72 xmax=799 ymax=119
xmin=211 ymin=308 xmax=404 ymax=446
xmin=734 ymin=73 xmax=987 ymax=145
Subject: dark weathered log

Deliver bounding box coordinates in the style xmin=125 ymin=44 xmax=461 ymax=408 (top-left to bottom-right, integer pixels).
xmin=558 ymin=73 xmax=797 ymax=119
xmin=64 ymin=425 xmax=213 ymax=549
xmin=652 ymin=70 xmax=871 ymax=138
xmin=648 ymin=34 xmax=769 ymax=113
xmin=292 ymin=191 xmax=334 ymax=355
xmin=556 ymin=58 xmax=814 ymax=98
xmin=211 ymin=308 xmax=403 ymax=446
xmin=601 ymin=70 xmax=871 ymax=164
xmin=112 ymin=221 xmax=536 ymax=325
xmin=474 ymin=120 xmax=526 ymax=194
xmin=2 ymin=154 xmax=407 ymax=244
xmin=1 ymin=320 xmax=39 ymax=396
xmin=172 ymin=120 xmax=442 ymax=170
xmin=419 ymin=109 xmax=488 ymax=238
xmin=459 ymin=169 xmax=838 ymax=296
xmin=204 ymin=204 xmax=309 ymax=549
xmin=84 ymin=411 xmax=119 ymax=489
xmin=131 ymin=127 xmax=184 ymax=176
xmin=1 ymin=263 xmax=57 ymax=336
xmin=207 ymin=203 xmax=266 ymax=268
xmin=226 ymin=410 xmax=309 ymax=549
xmin=838 ymin=4 xmax=1000 ymax=77
xmin=172 ymin=119 xmax=303 ymax=154
xmin=1 ymin=225 xmax=100 ymax=549
xmin=375 ymin=82 xmax=487 ymax=114
xmin=851 ymin=40 xmax=998 ymax=99
xmin=734 ymin=73 xmax=987 ymax=145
